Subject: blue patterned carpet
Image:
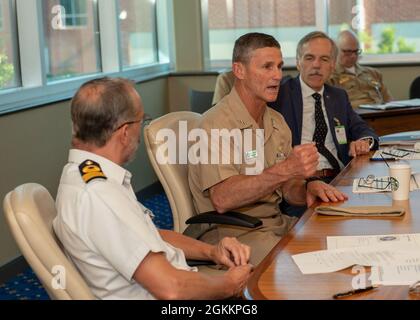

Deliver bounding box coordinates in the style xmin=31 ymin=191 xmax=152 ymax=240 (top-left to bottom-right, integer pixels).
xmin=0 ymin=192 xmax=173 ymax=300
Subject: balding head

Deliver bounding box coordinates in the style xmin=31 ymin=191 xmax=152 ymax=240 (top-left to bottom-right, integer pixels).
xmin=337 ymin=30 xmax=362 ymax=68
xmin=71 ymin=77 xmax=143 ymax=147
xmin=337 ymin=30 xmax=359 ymax=48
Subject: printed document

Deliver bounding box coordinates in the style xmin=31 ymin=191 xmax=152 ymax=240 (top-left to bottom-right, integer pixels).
xmin=370 ymin=264 xmax=420 ymax=286
xmin=327 ymin=233 xmax=420 ymax=250
xmin=292 ymin=244 xmax=420 ymax=275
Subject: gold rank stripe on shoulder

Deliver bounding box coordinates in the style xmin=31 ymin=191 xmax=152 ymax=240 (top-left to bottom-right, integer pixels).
xmin=78 ymin=160 xmax=107 ymax=184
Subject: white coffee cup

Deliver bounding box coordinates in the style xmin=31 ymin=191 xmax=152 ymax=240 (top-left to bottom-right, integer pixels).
xmin=389 ymin=163 xmax=411 ymax=201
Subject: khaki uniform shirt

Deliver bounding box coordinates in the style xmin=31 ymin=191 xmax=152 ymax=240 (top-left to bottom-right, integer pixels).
xmin=212 ymin=71 xmax=235 ymax=105
xmin=189 ymin=87 xmax=293 ymax=219
xmin=329 ymin=63 xmax=392 ymax=108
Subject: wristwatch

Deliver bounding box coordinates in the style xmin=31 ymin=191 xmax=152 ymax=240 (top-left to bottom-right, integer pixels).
xmin=305 ymin=176 xmax=322 ymax=189
xmin=362 ymin=137 xmax=375 ymax=150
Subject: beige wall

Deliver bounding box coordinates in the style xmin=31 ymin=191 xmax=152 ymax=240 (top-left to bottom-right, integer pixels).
xmin=376 ymin=65 xmax=420 ymax=100
xmin=172 ymin=0 xmax=204 ymax=71
xmin=0 ymin=78 xmax=168 ymax=267
xmin=168 ymin=75 xmax=217 ymax=112
xmin=164 ymin=65 xmax=419 ymax=113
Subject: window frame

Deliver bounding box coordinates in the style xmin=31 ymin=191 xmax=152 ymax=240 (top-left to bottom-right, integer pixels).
xmin=202 ymin=0 xmax=420 ymax=68
xmin=118 ymin=0 xmax=160 ymax=69
xmin=0 ymin=1 xmax=3 ymax=31
xmin=0 ymin=0 xmax=21 ymax=90
xmin=0 ymin=0 xmax=174 ymax=116
xmin=59 ymin=0 xmax=89 ymax=28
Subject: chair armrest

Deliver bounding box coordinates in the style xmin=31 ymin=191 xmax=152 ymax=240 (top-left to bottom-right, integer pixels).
xmin=186 ymin=259 xmax=216 ymax=267
xmin=186 ymin=211 xmax=262 ymax=229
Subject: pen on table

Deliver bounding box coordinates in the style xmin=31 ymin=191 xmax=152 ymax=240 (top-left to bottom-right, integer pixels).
xmin=380 ymin=153 xmax=391 ymax=168
xmin=370 ymin=157 xmax=398 ymax=162
xmin=333 ymin=285 xmax=377 ymax=299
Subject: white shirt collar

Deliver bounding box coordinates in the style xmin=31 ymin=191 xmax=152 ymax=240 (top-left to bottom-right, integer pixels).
xmin=345 ymin=66 xmax=356 ymax=74
xmin=68 ymin=149 xmax=131 ymax=186
xmin=299 ymin=75 xmax=325 ymax=99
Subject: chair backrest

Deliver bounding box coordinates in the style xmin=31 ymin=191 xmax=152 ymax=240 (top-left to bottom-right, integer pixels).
xmin=3 ymin=183 xmax=95 ymax=300
xmin=189 ymin=89 xmax=214 ymax=114
xmin=410 ymin=76 xmax=420 ymax=99
xmin=144 ymin=111 xmax=202 ymax=233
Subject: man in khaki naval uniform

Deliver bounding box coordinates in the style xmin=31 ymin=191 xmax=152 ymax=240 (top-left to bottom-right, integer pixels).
xmin=189 ymin=33 xmax=348 ymax=265
xmin=329 ymin=30 xmax=392 ymax=108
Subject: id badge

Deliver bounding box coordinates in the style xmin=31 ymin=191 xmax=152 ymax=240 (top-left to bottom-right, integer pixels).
xmin=245 ymin=150 xmax=258 ymax=162
xmin=335 ymin=125 xmax=347 ymax=145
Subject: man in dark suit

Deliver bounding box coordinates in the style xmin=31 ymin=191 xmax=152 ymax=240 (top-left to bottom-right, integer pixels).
xmin=269 ymin=31 xmax=378 ymax=217
xmin=270 ymin=31 xmax=378 ymax=181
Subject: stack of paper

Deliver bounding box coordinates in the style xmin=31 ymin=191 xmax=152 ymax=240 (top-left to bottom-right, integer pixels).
xmin=359 ymin=99 xmax=420 ymax=110
xmin=292 ymin=234 xmax=420 ymax=285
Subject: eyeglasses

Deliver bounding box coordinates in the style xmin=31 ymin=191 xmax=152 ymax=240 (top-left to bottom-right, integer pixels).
xmin=357 ymin=174 xmax=399 ymax=191
xmin=341 ymin=49 xmax=362 ymax=56
xmin=113 ymin=113 xmax=152 ymax=132
xmin=381 ymin=149 xmax=409 ymax=158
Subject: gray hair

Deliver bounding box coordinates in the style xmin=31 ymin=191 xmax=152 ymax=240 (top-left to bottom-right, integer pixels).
xmin=233 ymin=32 xmax=280 ymax=64
xmin=296 ymin=31 xmax=338 ymax=61
xmin=71 ymin=77 xmax=138 ymax=147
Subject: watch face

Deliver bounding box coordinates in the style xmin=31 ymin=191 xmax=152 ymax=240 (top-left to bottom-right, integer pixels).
xmin=363 ymin=137 xmax=374 ymax=149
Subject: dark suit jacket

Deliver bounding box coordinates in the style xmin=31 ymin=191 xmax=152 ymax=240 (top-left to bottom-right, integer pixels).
xmin=268 ymin=76 xmax=378 ymax=166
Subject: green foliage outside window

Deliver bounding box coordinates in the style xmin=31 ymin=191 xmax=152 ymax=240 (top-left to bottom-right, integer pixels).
xmin=0 ymin=53 xmax=14 ymax=88
xmin=340 ymin=24 xmax=416 ymax=54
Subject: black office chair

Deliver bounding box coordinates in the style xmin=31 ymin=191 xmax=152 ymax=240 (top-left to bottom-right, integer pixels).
xmin=409 ymin=76 xmax=420 ymax=99
xmin=189 ymin=89 xmax=214 ymax=114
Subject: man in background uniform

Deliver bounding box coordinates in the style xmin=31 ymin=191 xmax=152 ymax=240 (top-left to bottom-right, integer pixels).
xmin=330 ymin=30 xmax=392 ymax=108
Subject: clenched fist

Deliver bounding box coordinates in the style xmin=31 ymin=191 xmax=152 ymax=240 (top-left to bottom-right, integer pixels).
xmin=283 ymin=143 xmax=319 ymax=178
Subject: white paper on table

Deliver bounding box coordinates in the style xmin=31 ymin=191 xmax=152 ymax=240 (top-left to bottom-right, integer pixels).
xmin=372 ymin=148 xmax=420 ymax=160
xmin=327 ymin=233 xmax=420 ymax=250
xmin=292 ymin=244 xmax=420 ymax=275
xmin=360 ymin=99 xmax=420 ymax=110
xmin=352 ymin=174 xmax=420 ymax=193
xmin=370 ymin=264 xmax=420 ymax=286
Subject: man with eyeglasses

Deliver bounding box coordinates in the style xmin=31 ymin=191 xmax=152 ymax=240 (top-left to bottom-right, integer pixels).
xmin=329 ymin=30 xmax=392 ymax=108
xmin=54 ymin=77 xmax=253 ymax=300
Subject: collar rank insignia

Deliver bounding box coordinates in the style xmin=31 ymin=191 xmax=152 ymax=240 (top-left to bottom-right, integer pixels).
xmin=79 ymin=160 xmax=107 ymax=184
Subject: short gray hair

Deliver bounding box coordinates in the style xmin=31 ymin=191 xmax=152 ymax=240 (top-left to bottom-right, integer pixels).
xmin=296 ymin=31 xmax=338 ymax=61
xmin=233 ymin=32 xmax=280 ymax=64
xmin=71 ymin=77 xmax=138 ymax=147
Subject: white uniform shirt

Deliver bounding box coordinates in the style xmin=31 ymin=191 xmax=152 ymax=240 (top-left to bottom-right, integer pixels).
xmin=299 ymin=76 xmax=343 ymax=170
xmin=53 ymin=149 xmax=195 ymax=300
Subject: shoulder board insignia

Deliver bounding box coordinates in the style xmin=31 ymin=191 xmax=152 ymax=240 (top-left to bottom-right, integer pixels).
xmin=79 ymin=160 xmax=107 ymax=184
xmin=339 ymin=75 xmax=352 ymax=84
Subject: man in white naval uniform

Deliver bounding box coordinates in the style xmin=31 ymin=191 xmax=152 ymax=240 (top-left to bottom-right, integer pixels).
xmin=54 ymin=77 xmax=252 ymax=300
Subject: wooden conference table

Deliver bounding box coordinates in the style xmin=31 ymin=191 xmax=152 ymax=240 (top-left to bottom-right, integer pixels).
xmin=357 ymin=107 xmax=420 ymax=136
xmin=244 ymin=153 xmax=420 ymax=300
